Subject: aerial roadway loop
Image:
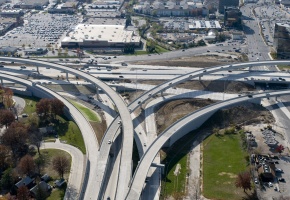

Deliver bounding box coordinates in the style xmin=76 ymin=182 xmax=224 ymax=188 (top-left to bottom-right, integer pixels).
xmin=0 ymin=57 xmax=134 ymax=200
xmin=126 ymin=88 xmax=290 ymax=199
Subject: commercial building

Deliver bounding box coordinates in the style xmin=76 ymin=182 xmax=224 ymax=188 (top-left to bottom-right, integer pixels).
xmin=219 ymin=0 xmax=239 ymax=14
xmin=0 ymin=9 xmax=24 ymax=18
xmin=14 ymin=0 xmax=49 ymax=9
xmin=24 ymin=48 xmax=48 ymax=55
xmin=189 ymin=20 xmax=221 ymax=29
xmin=61 ymin=24 xmax=141 ymax=48
xmin=224 ymin=7 xmax=242 ymax=28
xmin=273 ymin=23 xmax=290 ymax=59
xmin=133 ymin=0 xmax=208 ymax=17
xmin=0 ymin=46 xmax=18 ymax=55
xmin=0 ymin=17 xmax=17 ymax=36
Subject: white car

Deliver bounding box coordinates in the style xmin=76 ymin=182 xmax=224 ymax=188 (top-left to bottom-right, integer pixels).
xmin=268 ymin=182 xmax=273 ymax=187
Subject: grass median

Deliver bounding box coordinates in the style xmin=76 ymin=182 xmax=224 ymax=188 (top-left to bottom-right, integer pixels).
xmin=70 ymin=100 xmax=100 ymax=122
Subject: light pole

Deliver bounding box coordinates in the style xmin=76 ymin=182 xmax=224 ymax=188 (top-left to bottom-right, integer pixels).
xmin=135 ymin=69 xmax=138 ymax=92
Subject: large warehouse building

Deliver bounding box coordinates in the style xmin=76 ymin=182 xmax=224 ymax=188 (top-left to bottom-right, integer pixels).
xmin=61 ymin=24 xmax=141 ymax=48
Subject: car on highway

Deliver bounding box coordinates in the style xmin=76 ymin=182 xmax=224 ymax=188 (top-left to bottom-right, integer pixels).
xmin=275 ymin=168 xmax=283 ymax=172
xmin=108 ymin=140 xmax=112 ymax=144
xmin=0 ymin=65 xmax=4 ymax=68
xmin=20 ymin=66 xmax=26 ymax=69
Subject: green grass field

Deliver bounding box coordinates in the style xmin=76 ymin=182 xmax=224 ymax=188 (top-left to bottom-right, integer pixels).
xmin=70 ymin=100 xmax=100 ymax=122
xmin=55 ymin=116 xmax=86 ymax=154
xmin=21 ymin=96 xmax=39 ymax=115
xmin=203 ymin=132 xmax=248 ymax=200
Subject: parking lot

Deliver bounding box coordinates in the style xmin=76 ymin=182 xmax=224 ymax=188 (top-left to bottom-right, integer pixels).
xmin=0 ymin=13 xmax=79 ymax=47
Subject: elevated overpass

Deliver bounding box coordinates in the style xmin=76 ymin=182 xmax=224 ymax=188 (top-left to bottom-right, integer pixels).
xmin=0 ymin=57 xmax=134 ymax=200
xmin=0 ymin=73 xmax=94 ymax=200
xmin=128 ymin=60 xmax=290 ymax=112
xmin=126 ymin=89 xmax=290 ymax=199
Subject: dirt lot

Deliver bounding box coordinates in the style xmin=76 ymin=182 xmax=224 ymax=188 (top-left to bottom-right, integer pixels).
xmin=156 ymin=100 xmax=275 ymax=135
xmin=132 ymin=54 xmax=242 ymax=68
xmin=139 ymin=80 xmax=255 ymax=94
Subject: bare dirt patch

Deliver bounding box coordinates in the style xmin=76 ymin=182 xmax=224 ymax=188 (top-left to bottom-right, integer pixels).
xmin=156 ymin=99 xmax=275 ymax=136
xmin=155 ymin=99 xmax=215 ymax=134
xmin=132 ymin=55 xmax=241 ymax=68
xmin=138 ymin=80 xmax=255 ymax=94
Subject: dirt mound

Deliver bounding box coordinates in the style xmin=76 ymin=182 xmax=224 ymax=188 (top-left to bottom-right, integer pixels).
xmin=156 ymin=99 xmax=215 ymax=133
xmin=156 ymin=100 xmax=274 ymax=134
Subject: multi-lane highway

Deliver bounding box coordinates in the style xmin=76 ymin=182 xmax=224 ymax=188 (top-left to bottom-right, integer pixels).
xmin=0 ymin=57 xmax=134 ymax=200
xmin=126 ymin=89 xmax=290 ymax=199
xmin=0 ymin=73 xmax=93 ymax=200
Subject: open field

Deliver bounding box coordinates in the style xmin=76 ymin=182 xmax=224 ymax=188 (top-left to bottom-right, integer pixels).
xmin=202 ymin=130 xmax=250 ymax=200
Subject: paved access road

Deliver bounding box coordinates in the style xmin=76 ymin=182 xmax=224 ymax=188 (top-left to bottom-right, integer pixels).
xmin=41 ymin=140 xmax=84 ymax=200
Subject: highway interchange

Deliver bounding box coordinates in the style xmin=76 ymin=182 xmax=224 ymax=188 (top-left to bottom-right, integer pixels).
xmin=1 ymin=1 xmax=290 ymax=200
xmin=1 ymin=57 xmax=290 ymax=200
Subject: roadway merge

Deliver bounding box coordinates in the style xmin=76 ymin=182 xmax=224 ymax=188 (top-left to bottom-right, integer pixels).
xmin=0 ymin=57 xmax=134 ymax=200
xmin=126 ymin=89 xmax=290 ymax=199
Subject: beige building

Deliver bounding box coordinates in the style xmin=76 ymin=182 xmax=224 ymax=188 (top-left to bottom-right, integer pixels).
xmin=61 ymin=24 xmax=141 ymax=48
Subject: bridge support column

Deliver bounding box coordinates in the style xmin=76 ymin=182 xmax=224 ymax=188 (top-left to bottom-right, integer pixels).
xmin=66 ymin=72 xmax=69 ymax=81
xmin=0 ymin=78 xmax=3 ymax=86
xmin=36 ymin=66 xmax=40 ymax=74
xmin=199 ymin=76 xmax=202 ymax=81
xmin=96 ymin=86 xmax=100 ymax=99
xmin=151 ymin=163 xmax=165 ymax=174
xmin=161 ymin=90 xmax=163 ymax=96
xmin=275 ymin=96 xmax=278 ymax=101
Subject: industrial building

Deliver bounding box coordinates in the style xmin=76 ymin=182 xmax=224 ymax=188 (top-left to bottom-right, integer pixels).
xmin=61 ymin=24 xmax=141 ymax=48
xmin=219 ymin=0 xmax=239 ymax=14
xmin=273 ymin=23 xmax=290 ymax=59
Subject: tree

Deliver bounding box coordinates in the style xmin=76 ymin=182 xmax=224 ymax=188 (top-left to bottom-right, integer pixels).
xmin=17 ymin=185 xmax=30 ymax=200
xmin=276 ymin=144 xmax=285 ymax=155
xmin=0 ymin=145 xmax=11 ymax=171
xmin=0 ymin=167 xmax=14 ymax=190
xmin=0 ymin=109 xmax=15 ymax=128
xmin=30 ymin=130 xmax=43 ymax=155
xmin=36 ymin=98 xmax=51 ymax=118
xmin=50 ymin=98 xmax=65 ymax=118
xmin=35 ymin=154 xmax=46 ymax=174
xmin=18 ymin=155 xmax=35 ymax=176
xmin=1 ymin=122 xmax=28 ymax=159
xmin=3 ymin=87 xmax=13 ymax=108
xmin=235 ymin=171 xmax=252 ymax=193
xmin=52 ymin=155 xmax=70 ymax=178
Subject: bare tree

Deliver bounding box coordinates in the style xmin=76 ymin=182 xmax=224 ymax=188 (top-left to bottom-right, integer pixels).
xmin=235 ymin=171 xmax=252 ymax=193
xmin=52 ymin=155 xmax=70 ymax=179
xmin=17 ymin=185 xmax=30 ymax=200
xmin=0 ymin=109 xmax=15 ymax=128
xmin=30 ymin=130 xmax=43 ymax=155
xmin=18 ymin=155 xmax=35 ymax=176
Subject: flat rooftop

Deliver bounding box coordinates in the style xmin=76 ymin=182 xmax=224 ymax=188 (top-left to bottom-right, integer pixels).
xmin=62 ymin=24 xmax=139 ymax=43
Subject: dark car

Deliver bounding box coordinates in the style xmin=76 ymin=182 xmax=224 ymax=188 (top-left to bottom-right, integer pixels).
xmin=278 ymin=178 xmax=285 ymax=182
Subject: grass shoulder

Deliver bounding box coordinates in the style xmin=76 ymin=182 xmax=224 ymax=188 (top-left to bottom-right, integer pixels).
xmin=69 ymin=100 xmax=100 ymax=122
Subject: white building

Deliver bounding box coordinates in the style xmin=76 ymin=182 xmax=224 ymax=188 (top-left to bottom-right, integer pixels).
xmin=189 ymin=20 xmax=221 ymax=29
xmin=61 ymin=24 xmax=141 ymax=48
